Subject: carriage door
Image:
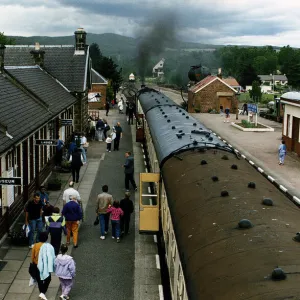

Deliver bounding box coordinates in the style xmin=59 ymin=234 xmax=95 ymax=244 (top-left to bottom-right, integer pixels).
xmin=139 ymin=173 xmax=160 ymax=233
xmin=292 ymin=117 xmax=300 ymax=152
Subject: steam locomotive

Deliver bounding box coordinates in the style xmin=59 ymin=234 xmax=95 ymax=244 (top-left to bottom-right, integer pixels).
xmin=137 ymin=87 xmax=300 ymax=300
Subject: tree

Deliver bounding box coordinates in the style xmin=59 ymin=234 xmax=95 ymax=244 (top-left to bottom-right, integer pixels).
xmin=249 ymin=81 xmax=262 ymax=102
xmin=238 ymin=64 xmax=260 ymax=88
xmin=89 ymin=43 xmax=123 ymax=101
xmin=286 ymin=63 xmax=300 ymax=89
xmin=0 ymin=32 xmax=15 ymax=45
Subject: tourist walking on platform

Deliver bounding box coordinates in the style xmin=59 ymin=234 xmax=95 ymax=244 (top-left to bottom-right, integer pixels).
xmin=55 ymin=244 xmax=76 ymax=300
xmin=128 ymin=102 xmax=135 ymax=125
xmin=62 ymin=196 xmax=82 ymax=248
xmin=106 ymin=134 xmax=112 ymax=152
xmin=69 ymin=148 xmax=84 ymax=183
xmin=62 ymin=182 xmax=81 ymax=206
xmin=107 ymin=201 xmax=124 ymax=243
xmin=25 ymin=192 xmax=44 ymax=248
xmin=120 ymin=192 xmax=134 ymax=235
xmin=37 ymin=236 xmax=56 ymax=300
xmin=55 ymin=135 xmax=64 ymax=167
xmin=224 ymin=107 xmax=230 ymax=123
xmin=278 ymin=140 xmax=287 ymax=165
xmin=39 ymin=186 xmax=49 ymax=206
xmin=96 ymin=185 xmax=113 ymax=240
xmin=80 ymin=133 xmax=87 ymax=163
xmin=30 ymin=232 xmax=52 ymax=300
xmin=96 ymin=118 xmax=105 ymax=141
xmin=124 ymin=151 xmax=137 ymax=192
xmin=113 ymin=122 xmax=123 ymax=151
xmin=47 ymin=207 xmax=67 ymax=255
xmin=220 ymin=105 xmax=224 ymax=116
xmin=103 ymin=119 xmax=110 ymax=139
xmin=105 ymin=101 xmax=110 ymax=116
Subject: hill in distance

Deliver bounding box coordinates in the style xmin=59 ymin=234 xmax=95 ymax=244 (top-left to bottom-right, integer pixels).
xmin=8 ymin=33 xmax=221 ymax=58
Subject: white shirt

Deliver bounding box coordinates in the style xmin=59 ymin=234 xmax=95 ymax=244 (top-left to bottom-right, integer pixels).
xmin=69 ymin=154 xmax=84 ymax=162
xmin=63 ymin=187 xmax=81 ymax=203
xmin=81 ymin=136 xmax=87 ymax=145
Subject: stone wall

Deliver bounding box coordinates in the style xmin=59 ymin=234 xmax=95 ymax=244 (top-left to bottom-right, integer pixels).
xmin=188 ymin=80 xmax=238 ymax=113
xmin=73 ymin=93 xmax=89 ymax=133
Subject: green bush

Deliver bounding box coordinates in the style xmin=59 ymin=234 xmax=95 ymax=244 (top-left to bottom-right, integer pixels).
xmin=194 ymin=108 xmax=200 ymax=113
xmin=241 ymin=120 xmax=254 ymax=128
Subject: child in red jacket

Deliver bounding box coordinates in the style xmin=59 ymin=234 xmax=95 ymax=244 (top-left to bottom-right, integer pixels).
xmin=107 ymin=201 xmax=123 ymax=243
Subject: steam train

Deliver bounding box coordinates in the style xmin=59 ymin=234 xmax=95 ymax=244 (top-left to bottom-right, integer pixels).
xmin=137 ymin=87 xmax=300 ymax=300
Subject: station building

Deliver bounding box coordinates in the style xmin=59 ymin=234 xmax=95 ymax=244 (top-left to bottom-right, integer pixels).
xmin=0 ymin=28 xmax=93 ymax=239
xmin=281 ymin=92 xmax=300 ymax=155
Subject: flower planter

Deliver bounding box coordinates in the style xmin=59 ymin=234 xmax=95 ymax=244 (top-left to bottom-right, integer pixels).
xmin=231 ymin=122 xmax=274 ymax=132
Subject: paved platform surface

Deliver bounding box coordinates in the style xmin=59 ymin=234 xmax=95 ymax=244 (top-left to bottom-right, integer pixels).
xmin=162 ymin=88 xmax=300 ymax=200
xmin=0 ymin=106 xmax=161 ymax=299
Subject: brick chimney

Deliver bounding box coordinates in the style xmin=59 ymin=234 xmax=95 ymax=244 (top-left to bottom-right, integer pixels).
xmin=74 ymin=28 xmax=87 ymax=55
xmin=30 ymin=42 xmax=45 ymax=67
xmin=0 ymin=44 xmax=6 ymax=73
xmin=217 ymin=68 xmax=222 ymax=79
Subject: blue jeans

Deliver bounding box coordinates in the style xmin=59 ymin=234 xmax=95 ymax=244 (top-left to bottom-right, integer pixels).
xmin=111 ymin=220 xmax=120 ymax=238
xmin=80 ymin=146 xmax=87 ymax=163
xmin=28 ymin=218 xmax=44 ymax=246
xmin=99 ymin=214 xmax=109 ymax=236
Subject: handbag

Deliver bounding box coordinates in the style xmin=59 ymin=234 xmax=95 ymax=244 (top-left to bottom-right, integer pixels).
xmin=94 ymin=216 xmax=99 ymax=226
xmin=29 ymin=262 xmax=37 ymax=279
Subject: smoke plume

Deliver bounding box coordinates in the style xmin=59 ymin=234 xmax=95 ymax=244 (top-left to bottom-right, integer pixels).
xmin=136 ymin=13 xmax=177 ymax=82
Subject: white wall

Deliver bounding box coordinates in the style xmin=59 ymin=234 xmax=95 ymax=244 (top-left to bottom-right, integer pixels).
xmin=284 ymin=104 xmax=300 ymax=141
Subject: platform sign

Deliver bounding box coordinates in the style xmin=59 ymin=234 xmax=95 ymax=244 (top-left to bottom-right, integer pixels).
xmin=247 ymin=104 xmax=257 ymax=113
xmin=61 ymin=119 xmax=73 ymax=126
xmin=35 ymin=139 xmax=57 ymax=146
xmin=0 ymin=177 xmax=22 ymax=186
xmin=247 ymin=104 xmax=258 ymax=126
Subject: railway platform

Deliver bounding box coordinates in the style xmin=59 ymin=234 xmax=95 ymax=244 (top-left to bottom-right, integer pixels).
xmin=0 ymin=107 xmax=162 ymax=299
xmin=161 ymin=87 xmax=300 ymax=204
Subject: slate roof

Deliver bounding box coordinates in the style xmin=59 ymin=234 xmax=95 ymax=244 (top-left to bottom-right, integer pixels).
xmin=0 ymin=66 xmax=77 ymax=154
xmin=259 ymin=74 xmax=288 ymax=81
xmin=91 ymin=68 xmax=108 ymax=84
xmin=222 ymin=77 xmax=240 ymax=87
xmin=4 ymin=45 xmax=89 ymax=92
xmin=189 ymin=75 xmax=237 ymax=94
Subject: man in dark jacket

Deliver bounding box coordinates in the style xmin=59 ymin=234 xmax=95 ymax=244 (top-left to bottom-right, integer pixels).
xmin=69 ymin=148 xmax=83 ymax=183
xmin=62 ymin=196 xmax=82 ymax=248
xmin=113 ymin=122 xmax=123 ymax=151
xmin=123 ymin=151 xmax=137 ymax=191
xmin=105 ymin=101 xmax=110 ymax=116
xmin=120 ymin=192 xmax=134 ymax=235
xmin=128 ymin=102 xmax=135 ymax=125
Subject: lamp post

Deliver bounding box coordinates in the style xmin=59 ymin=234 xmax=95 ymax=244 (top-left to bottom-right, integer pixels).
xmin=270 ymin=73 xmax=275 ymax=92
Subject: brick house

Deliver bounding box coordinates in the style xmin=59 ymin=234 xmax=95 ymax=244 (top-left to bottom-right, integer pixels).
xmin=188 ymin=75 xmax=238 ymax=113
xmin=281 ymin=92 xmax=300 ymax=155
xmin=88 ymin=68 xmax=108 ymax=111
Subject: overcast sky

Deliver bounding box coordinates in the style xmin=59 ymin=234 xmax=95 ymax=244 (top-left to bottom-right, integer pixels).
xmin=1 ymin=0 xmax=300 ymax=47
